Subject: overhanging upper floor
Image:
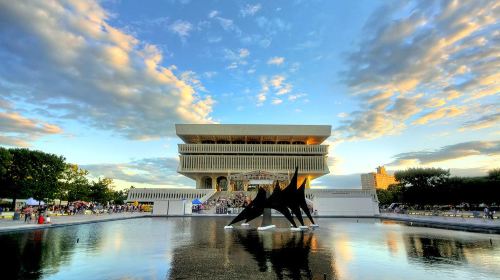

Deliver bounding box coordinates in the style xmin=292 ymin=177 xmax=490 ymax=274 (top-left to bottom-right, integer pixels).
xmin=176 ymin=124 xmax=331 ymax=145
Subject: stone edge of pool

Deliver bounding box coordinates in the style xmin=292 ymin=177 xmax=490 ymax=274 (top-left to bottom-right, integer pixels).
xmin=0 ymin=214 xmax=150 ymax=233
xmin=1 ymin=214 xmax=499 ymax=234
xmin=378 ymin=215 xmax=500 ymax=234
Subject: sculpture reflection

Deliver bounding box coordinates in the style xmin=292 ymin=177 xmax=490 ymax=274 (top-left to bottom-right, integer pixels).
xmin=235 ymin=230 xmax=315 ymax=279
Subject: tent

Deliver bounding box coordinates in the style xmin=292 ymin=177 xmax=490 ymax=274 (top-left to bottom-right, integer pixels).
xmin=192 ymin=198 xmax=202 ymax=205
xmin=26 ymin=198 xmax=45 ymax=206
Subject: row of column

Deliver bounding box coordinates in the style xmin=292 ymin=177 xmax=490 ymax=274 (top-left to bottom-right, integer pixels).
xmin=180 ymin=155 xmax=326 ymax=172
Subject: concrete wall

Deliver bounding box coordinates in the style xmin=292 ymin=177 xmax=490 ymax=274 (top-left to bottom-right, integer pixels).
xmin=152 ymin=200 xmax=191 ymax=215
xmin=152 ymin=201 xmax=169 ymax=215
xmin=314 ymin=197 xmax=380 ymax=216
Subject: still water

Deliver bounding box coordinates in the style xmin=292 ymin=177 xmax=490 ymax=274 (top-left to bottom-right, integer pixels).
xmin=1 ymin=217 xmax=499 ymax=280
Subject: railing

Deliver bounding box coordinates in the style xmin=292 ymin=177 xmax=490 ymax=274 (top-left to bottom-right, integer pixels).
xmin=305 ymin=189 xmax=378 ymax=201
xmin=126 ymin=188 xmax=215 ymax=202
xmin=178 ymin=144 xmax=328 ymax=155
xmin=178 ymin=155 xmax=328 ymax=173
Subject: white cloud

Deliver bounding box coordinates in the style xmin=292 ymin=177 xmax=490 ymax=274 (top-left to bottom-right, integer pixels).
xmin=460 ymin=112 xmax=500 ymax=131
xmin=288 ymin=93 xmax=306 ymax=101
xmin=271 ymin=98 xmax=283 ymax=105
xmin=0 ymin=0 xmax=213 ymax=141
xmin=83 ymin=157 xmax=194 ymax=188
xmin=239 ymin=48 xmax=250 ymax=58
xmin=388 ymin=140 xmax=500 ymax=166
xmin=168 ymin=20 xmax=193 ymax=39
xmin=256 ymin=75 xmax=298 ymax=106
xmin=412 ymin=106 xmax=466 ymax=125
xmin=241 ymin=4 xmax=262 ymax=17
xmin=180 ymin=71 xmax=207 ymax=92
xmin=335 ymin=1 xmax=499 ymax=142
xmin=214 ymin=16 xmax=241 ymax=35
xmin=223 ymin=48 xmax=250 ymax=70
xmin=270 ymin=75 xmax=285 ymax=88
xmin=267 ymin=56 xmax=285 ymax=65
xmin=208 ymin=10 xmax=219 ymax=18
xmin=0 ymin=111 xmax=62 ymax=147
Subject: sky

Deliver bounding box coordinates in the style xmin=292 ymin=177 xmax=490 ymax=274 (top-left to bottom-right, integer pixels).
xmin=0 ymin=0 xmax=498 ymax=189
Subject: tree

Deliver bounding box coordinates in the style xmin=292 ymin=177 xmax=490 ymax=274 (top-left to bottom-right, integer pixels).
xmin=3 ymin=149 xmax=66 ymax=207
xmin=394 ymin=168 xmax=450 ymax=205
xmin=111 ymin=189 xmax=128 ymax=205
xmin=59 ymin=164 xmax=91 ymax=202
xmin=0 ymin=147 xmax=12 ymax=180
xmin=3 ymin=149 xmax=32 ymax=208
xmin=0 ymin=147 xmax=13 ymax=198
xmin=395 ymin=167 xmax=450 ymax=189
xmin=29 ymin=150 xmax=66 ymax=203
xmin=488 ymin=168 xmax=500 ymax=181
xmin=89 ymin=177 xmax=114 ymax=204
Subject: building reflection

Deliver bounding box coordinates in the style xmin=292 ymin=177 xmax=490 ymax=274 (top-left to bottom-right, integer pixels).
xmin=402 ymin=233 xmax=495 ymax=265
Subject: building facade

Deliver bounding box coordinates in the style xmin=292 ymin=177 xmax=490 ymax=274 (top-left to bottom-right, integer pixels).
xmin=361 ymin=166 xmax=398 ymax=190
xmin=176 ymin=124 xmax=331 ymax=190
xmin=126 ymin=124 xmax=380 ymax=217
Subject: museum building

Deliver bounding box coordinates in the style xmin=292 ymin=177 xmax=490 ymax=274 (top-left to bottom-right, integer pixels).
xmin=127 ymin=124 xmax=379 ymax=217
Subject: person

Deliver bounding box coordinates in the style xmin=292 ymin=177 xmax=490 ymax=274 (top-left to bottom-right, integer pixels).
xmin=13 ymin=209 xmax=20 ymax=221
xmin=37 ymin=213 xmax=45 ymax=224
xmin=24 ymin=206 xmax=32 ymax=223
xmin=0 ymin=205 xmax=3 ymax=216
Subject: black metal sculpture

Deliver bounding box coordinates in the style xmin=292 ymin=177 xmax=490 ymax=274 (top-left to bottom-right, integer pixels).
xmin=228 ymin=167 xmax=315 ymax=228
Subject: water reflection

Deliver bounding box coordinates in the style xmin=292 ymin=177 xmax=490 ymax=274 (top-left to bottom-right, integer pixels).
xmin=404 ymin=234 xmax=468 ymax=263
xmin=235 ymin=230 xmax=315 ymax=279
xmin=402 ymin=232 xmax=500 ymax=275
xmin=0 ymin=218 xmax=499 ymax=280
xmin=0 ymin=227 xmax=79 ymax=279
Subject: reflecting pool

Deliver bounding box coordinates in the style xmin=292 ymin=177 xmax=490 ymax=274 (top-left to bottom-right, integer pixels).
xmin=1 ymin=217 xmax=499 ymax=279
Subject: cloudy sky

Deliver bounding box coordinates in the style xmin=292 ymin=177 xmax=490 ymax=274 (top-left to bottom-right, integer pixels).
xmin=0 ymin=0 xmax=498 ymax=189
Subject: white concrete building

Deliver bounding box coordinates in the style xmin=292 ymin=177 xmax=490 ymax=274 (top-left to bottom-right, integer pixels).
xmin=176 ymin=124 xmax=331 ymax=190
xmin=126 ymin=124 xmax=380 ymax=217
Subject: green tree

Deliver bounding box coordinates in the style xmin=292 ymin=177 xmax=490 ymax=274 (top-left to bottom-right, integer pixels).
xmin=487 ymin=168 xmax=500 ymax=181
xmin=59 ymin=164 xmax=91 ymax=202
xmin=111 ymin=189 xmax=129 ymax=205
xmin=376 ymin=189 xmax=393 ymax=205
xmin=395 ymin=167 xmax=450 ymax=189
xmin=0 ymin=147 xmax=12 ymax=180
xmin=4 ymin=149 xmax=66 ymax=207
xmin=89 ymin=177 xmax=114 ymax=204
xmin=2 ymin=149 xmax=32 ymax=208
xmin=0 ymin=148 xmax=13 ymax=203
xmin=15 ymin=149 xmax=66 ymax=204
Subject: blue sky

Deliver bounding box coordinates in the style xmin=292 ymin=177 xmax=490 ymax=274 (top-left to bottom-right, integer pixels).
xmin=0 ymin=0 xmax=498 ymax=189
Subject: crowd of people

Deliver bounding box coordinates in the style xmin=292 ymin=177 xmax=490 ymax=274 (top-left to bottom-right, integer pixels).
xmin=6 ymin=202 xmax=148 ymax=224
xmin=193 ymin=192 xmax=252 ymax=214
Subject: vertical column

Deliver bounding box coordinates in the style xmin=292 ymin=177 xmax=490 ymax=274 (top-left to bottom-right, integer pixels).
xmin=212 ymin=175 xmax=217 ymax=190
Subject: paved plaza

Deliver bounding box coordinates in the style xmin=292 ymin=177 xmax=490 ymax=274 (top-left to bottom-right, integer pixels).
xmin=0 ymin=212 xmax=150 ymax=233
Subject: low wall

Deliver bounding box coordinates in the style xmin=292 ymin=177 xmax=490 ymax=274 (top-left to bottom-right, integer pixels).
xmin=314 ymin=197 xmax=380 ymax=216
xmin=152 ymin=200 xmax=192 ymax=216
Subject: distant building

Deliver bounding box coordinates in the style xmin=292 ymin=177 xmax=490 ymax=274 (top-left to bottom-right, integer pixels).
xmin=361 ymin=166 xmax=398 ymax=190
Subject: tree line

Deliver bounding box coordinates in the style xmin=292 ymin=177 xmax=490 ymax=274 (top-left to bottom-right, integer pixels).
xmin=377 ymin=167 xmax=500 ymax=207
xmin=0 ymin=147 xmax=129 ymax=208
